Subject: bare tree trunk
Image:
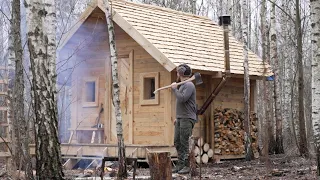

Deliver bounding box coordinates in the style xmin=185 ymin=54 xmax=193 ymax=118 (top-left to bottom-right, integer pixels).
xmin=102 ymin=0 xmax=127 ymax=178
xmin=8 ymin=0 xmax=33 ymax=178
xmin=295 ymin=0 xmax=308 ymax=157
xmin=270 ymin=0 xmax=284 ymax=154
xmin=260 ymin=0 xmax=270 ymax=167
xmin=241 ymin=0 xmax=253 ymax=161
xmin=311 ymin=0 xmax=320 ymax=176
xmin=25 ymin=0 xmax=64 ymax=179
xmin=280 ymin=0 xmax=298 ymax=153
xmin=266 ymin=24 xmax=276 ymax=155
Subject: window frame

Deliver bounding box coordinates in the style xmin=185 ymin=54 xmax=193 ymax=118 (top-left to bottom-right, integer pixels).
xmin=140 ymin=72 xmax=159 ymax=105
xmin=82 ymin=77 xmax=99 ymax=107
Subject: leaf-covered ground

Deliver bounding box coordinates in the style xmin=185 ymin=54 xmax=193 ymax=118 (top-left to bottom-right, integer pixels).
xmin=0 ymin=154 xmax=316 ymax=179
xmin=64 ymin=154 xmax=317 ymax=180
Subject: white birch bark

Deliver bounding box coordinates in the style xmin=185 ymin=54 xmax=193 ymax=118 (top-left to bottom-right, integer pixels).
xmin=241 ymin=0 xmax=253 ymax=161
xmin=25 ymin=0 xmax=64 ymax=178
xmin=101 ymin=0 xmax=127 ymax=178
xmin=311 ymin=0 xmax=320 ymax=176
xmin=281 ymin=0 xmax=297 ymax=152
xmin=270 ymin=0 xmax=283 ymax=154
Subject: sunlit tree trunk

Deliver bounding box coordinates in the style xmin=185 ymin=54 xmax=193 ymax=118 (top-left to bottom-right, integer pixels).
xmin=102 ymin=0 xmax=127 ymax=178
xmin=25 ymin=0 xmax=64 ymax=179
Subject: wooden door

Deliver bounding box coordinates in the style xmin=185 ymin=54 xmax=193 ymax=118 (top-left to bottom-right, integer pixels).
xmin=118 ymin=54 xmax=133 ymax=144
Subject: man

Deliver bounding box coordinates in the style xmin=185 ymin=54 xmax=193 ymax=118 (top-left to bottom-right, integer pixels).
xmin=171 ymin=63 xmax=197 ymax=174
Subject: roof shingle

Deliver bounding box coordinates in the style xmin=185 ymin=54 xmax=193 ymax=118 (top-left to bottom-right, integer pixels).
xmin=110 ymin=0 xmax=272 ymax=76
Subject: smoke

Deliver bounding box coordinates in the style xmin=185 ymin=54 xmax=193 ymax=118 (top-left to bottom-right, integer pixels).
xmin=57 ymin=3 xmax=108 ymax=145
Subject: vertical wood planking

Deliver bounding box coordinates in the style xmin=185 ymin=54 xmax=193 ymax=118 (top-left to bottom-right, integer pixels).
xmin=129 ymin=50 xmax=134 ymax=144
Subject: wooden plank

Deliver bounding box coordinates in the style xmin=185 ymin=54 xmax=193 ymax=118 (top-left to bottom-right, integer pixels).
xmin=110 ymin=10 xmax=176 ymax=71
xmin=30 ymin=143 xmax=176 ymax=158
xmin=104 ymin=55 xmax=111 ymax=144
xmin=63 ymin=159 xmax=77 ymax=170
xmin=250 ymin=80 xmax=256 ymax=112
xmin=129 ymin=50 xmax=134 ymax=144
xmin=204 ymin=75 xmax=211 ymax=143
xmin=163 ymin=71 xmax=172 ymax=145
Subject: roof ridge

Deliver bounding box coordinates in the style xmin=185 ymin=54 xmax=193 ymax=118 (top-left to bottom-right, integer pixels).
xmin=110 ymin=0 xmax=213 ymax=21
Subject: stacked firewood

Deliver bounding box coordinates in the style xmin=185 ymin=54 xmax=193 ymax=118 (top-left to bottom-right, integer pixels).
xmin=194 ymin=137 xmax=213 ymax=164
xmin=213 ymin=108 xmax=258 ymax=156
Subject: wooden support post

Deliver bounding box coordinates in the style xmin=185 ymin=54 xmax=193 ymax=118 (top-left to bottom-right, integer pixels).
xmin=147 ymin=151 xmax=172 ymax=180
xmin=63 ymin=159 xmax=77 ymax=170
xmin=91 ymin=131 xmax=96 ymax=143
xmin=68 ymin=131 xmax=74 ymax=144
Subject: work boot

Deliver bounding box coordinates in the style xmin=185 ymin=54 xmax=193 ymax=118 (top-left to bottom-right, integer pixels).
xmin=172 ymin=161 xmax=184 ymax=173
xmin=177 ymin=166 xmax=190 ymax=174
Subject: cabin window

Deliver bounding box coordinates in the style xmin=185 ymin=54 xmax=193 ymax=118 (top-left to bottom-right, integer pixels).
xmin=140 ymin=72 xmax=159 ymax=105
xmin=82 ymin=77 xmax=99 ymax=107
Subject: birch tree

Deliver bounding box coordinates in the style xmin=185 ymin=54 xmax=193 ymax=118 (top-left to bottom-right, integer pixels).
xmin=281 ymin=0 xmax=297 ymax=153
xmin=101 ymin=0 xmax=127 ymax=178
xmin=241 ymin=0 xmax=253 ymax=161
xmin=8 ymin=0 xmax=33 ymax=178
xmin=260 ymin=0 xmax=272 ymax=165
xmin=270 ymin=0 xmax=283 ymax=154
xmin=311 ymin=0 xmax=320 ymax=176
xmin=25 ymin=0 xmax=64 ymax=179
xmin=295 ymin=0 xmax=308 ymax=157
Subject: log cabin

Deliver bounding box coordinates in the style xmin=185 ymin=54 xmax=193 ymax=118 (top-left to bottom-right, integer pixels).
xmin=35 ymin=0 xmax=273 ymax=167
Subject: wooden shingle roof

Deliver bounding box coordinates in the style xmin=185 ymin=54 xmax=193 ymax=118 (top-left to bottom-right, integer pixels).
xmin=109 ymin=0 xmax=272 ymax=77
xmin=59 ymin=0 xmax=273 ymax=77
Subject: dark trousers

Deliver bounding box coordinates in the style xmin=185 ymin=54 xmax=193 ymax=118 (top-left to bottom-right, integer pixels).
xmin=174 ymin=118 xmax=194 ymax=166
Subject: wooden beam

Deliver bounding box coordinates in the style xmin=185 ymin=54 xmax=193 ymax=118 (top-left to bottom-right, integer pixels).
xmin=105 ymin=54 xmax=111 ymax=144
xmin=129 ymin=50 xmax=134 ymax=144
xmin=63 ymin=159 xmax=77 ymax=170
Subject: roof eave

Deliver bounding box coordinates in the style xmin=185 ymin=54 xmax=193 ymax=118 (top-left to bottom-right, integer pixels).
xmin=98 ymin=1 xmax=176 ymax=72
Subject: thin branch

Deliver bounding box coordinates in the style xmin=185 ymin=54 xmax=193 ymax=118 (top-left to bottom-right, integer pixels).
xmin=0 ymin=9 xmax=10 ymax=23
xmin=266 ymin=0 xmax=295 ymax=23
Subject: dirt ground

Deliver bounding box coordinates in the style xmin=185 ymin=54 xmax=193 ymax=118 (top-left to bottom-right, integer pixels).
xmin=64 ymin=154 xmax=317 ymax=180
xmin=0 ymin=154 xmax=316 ymax=179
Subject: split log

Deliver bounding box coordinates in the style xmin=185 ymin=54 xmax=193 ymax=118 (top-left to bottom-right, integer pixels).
xmin=200 ymin=148 xmax=203 ymax=155
xmin=213 ymin=108 xmax=259 ymax=156
xmin=203 ymin=143 xmax=210 ymax=152
xmin=194 ymin=146 xmax=200 ymax=156
xmin=197 ymin=137 xmax=204 ymax=147
xmin=147 ymin=152 xmax=172 ymax=180
xmin=201 ymin=153 xmax=209 ymax=164
xmin=196 ymin=156 xmax=201 ymax=164
xmin=207 ymin=149 xmax=213 ymax=158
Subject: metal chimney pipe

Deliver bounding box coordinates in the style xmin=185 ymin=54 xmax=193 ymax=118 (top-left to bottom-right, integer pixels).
xmin=219 ymin=15 xmax=231 ymax=76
